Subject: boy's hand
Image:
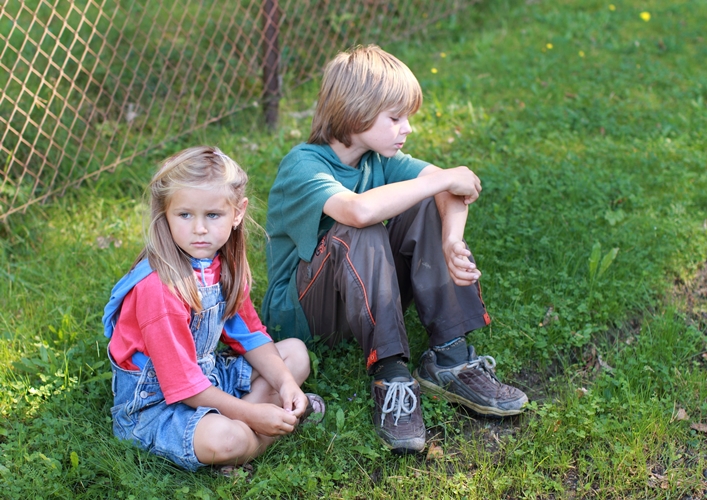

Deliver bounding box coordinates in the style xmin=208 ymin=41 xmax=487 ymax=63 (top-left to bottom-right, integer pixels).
xmin=445 ymin=166 xmax=482 ymax=205
xmin=443 ymin=239 xmax=481 ymax=286
xmin=248 ymin=403 xmax=299 ymax=436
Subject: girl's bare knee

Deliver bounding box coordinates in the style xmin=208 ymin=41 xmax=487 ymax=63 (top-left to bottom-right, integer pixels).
xmin=194 ymin=415 xmax=257 ymax=465
xmin=276 ymin=338 xmax=310 ymax=382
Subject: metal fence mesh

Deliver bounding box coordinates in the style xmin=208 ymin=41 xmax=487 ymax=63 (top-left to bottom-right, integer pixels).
xmin=1 ymin=0 xmax=468 ymax=221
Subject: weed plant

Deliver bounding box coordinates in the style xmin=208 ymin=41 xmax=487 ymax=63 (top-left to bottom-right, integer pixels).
xmin=1 ymin=0 xmax=706 ymax=498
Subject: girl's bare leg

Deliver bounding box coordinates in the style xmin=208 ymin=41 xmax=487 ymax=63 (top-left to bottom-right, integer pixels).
xmin=193 ymin=413 xmax=274 ymax=466
xmin=193 ymin=339 xmax=310 ymax=465
xmin=245 ymin=338 xmax=311 ymax=405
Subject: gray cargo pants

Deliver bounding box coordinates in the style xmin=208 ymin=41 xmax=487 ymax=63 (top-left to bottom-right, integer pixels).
xmin=296 ymin=197 xmax=490 ymax=373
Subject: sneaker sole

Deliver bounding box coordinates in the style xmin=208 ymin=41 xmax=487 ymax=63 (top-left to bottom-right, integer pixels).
xmin=375 ymin=433 xmax=426 ymax=454
xmin=413 ymin=369 xmax=528 ymax=417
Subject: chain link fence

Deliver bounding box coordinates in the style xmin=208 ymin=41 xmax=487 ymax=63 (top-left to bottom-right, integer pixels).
xmin=1 ymin=0 xmax=470 ymax=221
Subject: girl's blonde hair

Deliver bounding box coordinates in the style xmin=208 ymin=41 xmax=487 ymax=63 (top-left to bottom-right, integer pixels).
xmin=308 ymin=45 xmax=422 ymax=147
xmin=134 ymin=146 xmax=250 ymax=319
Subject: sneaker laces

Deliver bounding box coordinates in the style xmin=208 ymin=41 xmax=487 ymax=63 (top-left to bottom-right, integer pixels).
xmin=466 ymin=355 xmax=500 ymax=383
xmin=380 ymin=380 xmax=417 ymax=427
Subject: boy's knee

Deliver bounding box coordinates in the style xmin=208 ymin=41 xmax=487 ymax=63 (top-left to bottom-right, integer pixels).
xmin=332 ymin=221 xmax=388 ymax=245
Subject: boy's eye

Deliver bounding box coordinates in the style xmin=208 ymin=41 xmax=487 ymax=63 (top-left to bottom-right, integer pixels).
xmin=179 ymin=213 xmax=191 ymax=219
xmin=391 ymin=117 xmax=399 ymax=122
xmin=207 ymin=213 xmax=220 ymax=219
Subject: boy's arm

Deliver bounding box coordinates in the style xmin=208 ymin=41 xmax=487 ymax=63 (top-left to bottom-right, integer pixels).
xmin=421 ymin=166 xmax=482 ymax=287
xmin=322 ymin=164 xmax=481 ymax=228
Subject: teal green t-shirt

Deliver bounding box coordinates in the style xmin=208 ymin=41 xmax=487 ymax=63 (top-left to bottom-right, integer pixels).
xmin=262 ymin=143 xmax=429 ymax=342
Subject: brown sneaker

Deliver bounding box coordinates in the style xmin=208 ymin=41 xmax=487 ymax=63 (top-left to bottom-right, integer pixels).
xmin=371 ymin=376 xmax=426 ymax=453
xmin=413 ymin=346 xmax=528 ymax=417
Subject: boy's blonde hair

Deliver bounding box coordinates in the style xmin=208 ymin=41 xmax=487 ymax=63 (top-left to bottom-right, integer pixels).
xmin=308 ymin=45 xmax=422 ymax=147
xmin=134 ymin=146 xmax=251 ymax=319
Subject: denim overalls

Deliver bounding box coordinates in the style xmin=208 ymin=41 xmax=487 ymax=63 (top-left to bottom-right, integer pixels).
xmin=108 ymin=275 xmax=253 ymax=471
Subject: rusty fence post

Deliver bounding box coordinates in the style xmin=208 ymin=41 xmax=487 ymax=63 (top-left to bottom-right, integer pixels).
xmin=262 ymin=0 xmax=280 ymax=129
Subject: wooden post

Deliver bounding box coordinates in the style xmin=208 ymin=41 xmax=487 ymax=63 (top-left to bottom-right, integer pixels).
xmin=262 ymin=0 xmax=280 ymax=130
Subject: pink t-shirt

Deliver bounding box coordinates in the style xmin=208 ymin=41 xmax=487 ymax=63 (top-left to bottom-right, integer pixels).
xmin=109 ymin=256 xmax=271 ymax=404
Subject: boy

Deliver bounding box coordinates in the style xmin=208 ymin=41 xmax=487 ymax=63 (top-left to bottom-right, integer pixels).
xmin=262 ymin=45 xmax=527 ymax=453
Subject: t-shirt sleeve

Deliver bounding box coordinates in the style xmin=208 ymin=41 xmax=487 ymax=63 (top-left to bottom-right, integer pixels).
xmin=271 ymin=150 xmax=349 ymax=261
xmin=135 ymin=277 xmax=212 ymax=404
xmin=222 ymin=292 xmax=272 ymax=354
xmin=381 ymin=151 xmax=429 ymax=184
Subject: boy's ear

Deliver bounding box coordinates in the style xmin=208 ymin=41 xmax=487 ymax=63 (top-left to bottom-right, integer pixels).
xmin=233 ymin=197 xmax=249 ymax=228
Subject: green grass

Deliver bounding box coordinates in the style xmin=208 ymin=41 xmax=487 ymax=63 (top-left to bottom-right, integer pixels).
xmin=1 ymin=0 xmax=707 ymax=498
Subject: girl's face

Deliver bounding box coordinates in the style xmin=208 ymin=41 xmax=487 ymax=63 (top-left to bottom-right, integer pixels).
xmin=165 ymin=187 xmax=247 ymax=260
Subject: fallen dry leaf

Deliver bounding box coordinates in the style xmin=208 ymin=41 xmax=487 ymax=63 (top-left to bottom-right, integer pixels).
xmin=673 ymin=408 xmax=689 ymax=422
xmin=690 ymin=422 xmax=707 ymax=433
xmin=96 ymin=235 xmax=122 ymax=249
xmin=96 ymin=236 xmax=110 ymax=249
xmin=597 ymin=354 xmax=614 ymax=372
xmin=426 ymin=442 xmax=444 ymax=460
xmin=541 ymin=306 xmax=559 ymax=327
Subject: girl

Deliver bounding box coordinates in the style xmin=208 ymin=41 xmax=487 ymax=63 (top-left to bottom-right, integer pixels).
xmin=103 ymin=146 xmax=324 ymax=472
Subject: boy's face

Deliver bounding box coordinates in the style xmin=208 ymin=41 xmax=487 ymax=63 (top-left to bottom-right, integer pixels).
xmin=352 ymin=109 xmax=412 ymax=158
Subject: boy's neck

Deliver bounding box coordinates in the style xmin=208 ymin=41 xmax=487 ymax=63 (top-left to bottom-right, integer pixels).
xmin=329 ymin=139 xmax=365 ymax=168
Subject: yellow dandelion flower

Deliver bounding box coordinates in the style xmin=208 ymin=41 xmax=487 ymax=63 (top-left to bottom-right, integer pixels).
xmin=431 ymin=68 xmax=438 ymax=74
xmin=640 ymin=11 xmax=651 ymax=22
xmin=609 ymin=4 xmax=616 ymax=11
xmin=546 ymin=43 xmax=553 ymax=49
xmin=440 ymin=52 xmax=447 ymax=58
xmin=436 ymin=111 xmax=442 ymax=118
xmin=579 ymin=50 xmax=585 ymax=57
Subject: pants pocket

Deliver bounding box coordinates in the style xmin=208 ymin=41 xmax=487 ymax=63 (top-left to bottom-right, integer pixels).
xmin=111 ymin=403 xmax=136 ymax=441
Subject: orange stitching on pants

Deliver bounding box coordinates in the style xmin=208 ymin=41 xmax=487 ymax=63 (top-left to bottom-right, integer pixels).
xmin=332 ymin=235 xmax=376 ymax=327
xmin=367 ymin=349 xmax=378 ymax=369
xmin=298 ymin=253 xmax=331 ymax=301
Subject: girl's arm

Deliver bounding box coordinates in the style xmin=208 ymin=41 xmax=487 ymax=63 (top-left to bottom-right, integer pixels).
xmin=322 ymin=164 xmax=481 ymax=228
xmin=182 ymin=385 xmax=299 ymax=437
xmin=242 ymin=342 xmax=309 ymax=417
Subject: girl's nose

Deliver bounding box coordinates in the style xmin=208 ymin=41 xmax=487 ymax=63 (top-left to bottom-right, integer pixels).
xmin=194 ymin=221 xmax=208 ymax=234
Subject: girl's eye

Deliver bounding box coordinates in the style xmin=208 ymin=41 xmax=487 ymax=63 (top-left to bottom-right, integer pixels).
xmin=179 ymin=213 xmax=191 ymax=219
xmin=207 ymin=213 xmax=220 ymax=219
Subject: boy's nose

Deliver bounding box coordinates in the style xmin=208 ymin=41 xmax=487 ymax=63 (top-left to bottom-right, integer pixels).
xmin=400 ymin=119 xmax=412 ymax=135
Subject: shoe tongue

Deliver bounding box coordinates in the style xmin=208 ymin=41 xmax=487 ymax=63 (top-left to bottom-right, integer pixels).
xmin=467 ymin=345 xmax=477 ymax=361
xmin=388 ymin=376 xmax=412 ymax=383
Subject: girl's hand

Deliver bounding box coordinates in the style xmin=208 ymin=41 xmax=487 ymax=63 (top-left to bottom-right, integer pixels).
xmin=249 ymin=403 xmax=299 ymax=436
xmin=278 ymin=380 xmax=309 ymax=419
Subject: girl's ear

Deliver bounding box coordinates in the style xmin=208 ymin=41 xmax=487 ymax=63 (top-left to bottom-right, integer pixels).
xmin=233 ymin=197 xmax=249 ymax=229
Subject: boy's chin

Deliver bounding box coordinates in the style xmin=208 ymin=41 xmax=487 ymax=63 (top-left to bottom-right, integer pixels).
xmin=376 ymin=150 xmax=399 ymax=158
